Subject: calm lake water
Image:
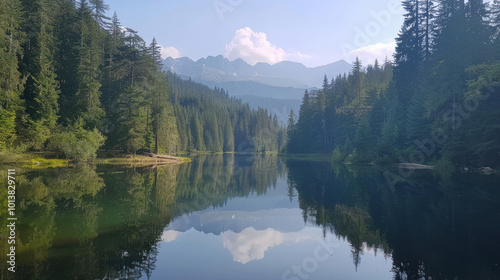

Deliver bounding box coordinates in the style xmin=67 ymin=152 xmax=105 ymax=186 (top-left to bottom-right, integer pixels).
xmin=1 ymin=155 xmax=499 ymax=279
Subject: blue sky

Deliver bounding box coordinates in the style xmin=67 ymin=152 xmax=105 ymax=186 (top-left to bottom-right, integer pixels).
xmin=105 ymin=0 xmax=405 ymax=67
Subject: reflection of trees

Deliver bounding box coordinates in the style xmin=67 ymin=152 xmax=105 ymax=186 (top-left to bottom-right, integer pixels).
xmin=286 ymin=159 xmax=500 ymax=279
xmin=1 ymin=165 xmax=106 ymax=279
xmin=286 ymin=159 xmax=390 ymax=271
xmin=171 ymin=154 xmax=283 ymax=216
xmin=380 ymin=171 xmax=500 ymax=280
xmin=0 ymin=165 xmax=168 ymax=279
xmin=1 ymin=154 xmax=283 ymax=279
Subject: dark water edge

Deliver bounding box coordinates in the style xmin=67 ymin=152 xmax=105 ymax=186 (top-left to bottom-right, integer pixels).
xmin=0 ymin=154 xmax=499 ymax=279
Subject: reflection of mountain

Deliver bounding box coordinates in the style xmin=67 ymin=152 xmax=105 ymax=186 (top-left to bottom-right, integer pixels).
xmin=166 ymin=176 xmax=303 ymax=235
xmin=167 ymin=208 xmax=305 ymax=236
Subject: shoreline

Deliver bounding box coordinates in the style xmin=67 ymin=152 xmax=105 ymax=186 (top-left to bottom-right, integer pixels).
xmin=0 ymin=151 xmax=191 ymax=169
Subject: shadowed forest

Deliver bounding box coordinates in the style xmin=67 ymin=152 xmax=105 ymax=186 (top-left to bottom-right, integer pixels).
xmin=287 ymin=0 xmax=499 ymax=167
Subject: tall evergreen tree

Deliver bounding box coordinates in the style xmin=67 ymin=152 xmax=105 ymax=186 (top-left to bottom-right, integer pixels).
xmin=75 ymin=0 xmax=105 ymax=128
xmin=420 ymin=0 xmax=435 ymax=62
xmin=0 ymin=0 xmax=25 ymax=149
xmin=149 ymin=37 xmax=162 ymax=70
xmin=29 ymin=0 xmax=61 ymax=149
xmin=286 ymin=109 xmax=296 ymax=141
xmin=394 ymin=0 xmax=422 ymax=106
xmin=350 ymin=57 xmax=364 ymax=106
xmin=89 ymin=0 xmax=110 ymax=29
xmin=0 ymin=0 xmax=25 ymax=111
xmin=493 ymin=0 xmax=500 ymax=60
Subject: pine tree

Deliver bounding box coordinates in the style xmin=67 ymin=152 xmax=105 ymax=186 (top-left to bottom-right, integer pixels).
xmin=394 ymin=0 xmax=422 ymax=106
xmin=493 ymin=0 xmax=500 ymax=60
xmin=52 ymin=0 xmax=79 ymax=124
xmin=150 ymin=71 xmax=175 ymax=154
xmin=420 ymin=0 xmax=435 ymax=62
xmin=406 ymin=85 xmax=428 ymax=142
xmin=190 ymin=112 xmax=204 ymax=151
xmin=156 ymin=106 xmax=180 ymax=154
xmin=101 ymin=11 xmax=122 ymax=109
xmin=118 ymin=84 xmax=148 ymax=154
xmin=149 ymin=37 xmax=162 ymax=70
xmin=350 ymin=57 xmax=364 ymax=106
xmin=353 ymin=114 xmax=372 ymax=159
xmin=75 ymin=0 xmax=105 ymax=128
xmin=106 ymin=11 xmax=122 ymax=69
xmin=287 ymin=109 xmax=296 ymax=140
xmin=322 ymin=74 xmax=329 ymax=94
xmin=466 ymin=0 xmax=493 ymax=65
xmin=0 ymin=0 xmax=25 ymax=111
xmin=223 ymin=119 xmax=234 ymax=152
xmin=89 ymin=0 xmax=110 ymax=29
xmin=0 ymin=0 xmax=25 ymax=149
xmin=29 ymin=0 xmax=61 ymax=149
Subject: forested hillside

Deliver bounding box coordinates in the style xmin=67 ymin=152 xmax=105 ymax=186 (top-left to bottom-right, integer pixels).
xmin=287 ymin=0 xmax=500 ymax=167
xmin=167 ymin=72 xmax=286 ymax=153
xmin=0 ymin=0 xmax=284 ymax=160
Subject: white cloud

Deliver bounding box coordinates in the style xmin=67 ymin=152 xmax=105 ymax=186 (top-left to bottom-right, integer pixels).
xmin=224 ymin=27 xmax=311 ymax=65
xmin=159 ymin=45 xmax=181 ymax=59
xmin=350 ymin=42 xmax=396 ymax=65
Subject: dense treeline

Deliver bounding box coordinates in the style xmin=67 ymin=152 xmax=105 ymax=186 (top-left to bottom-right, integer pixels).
xmin=0 ymin=0 xmax=170 ymax=159
xmin=288 ymin=0 xmax=500 ymax=167
xmin=0 ymin=0 xmax=284 ymax=160
xmin=167 ymin=72 xmax=286 ymax=153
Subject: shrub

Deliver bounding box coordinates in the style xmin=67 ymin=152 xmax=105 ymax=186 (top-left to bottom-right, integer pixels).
xmin=49 ymin=120 xmax=105 ymax=161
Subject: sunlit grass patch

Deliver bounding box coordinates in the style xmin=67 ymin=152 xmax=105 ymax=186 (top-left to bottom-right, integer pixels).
xmin=23 ymin=157 xmax=69 ymax=169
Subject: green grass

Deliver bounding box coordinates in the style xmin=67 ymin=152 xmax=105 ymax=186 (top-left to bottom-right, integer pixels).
xmin=23 ymin=157 xmax=69 ymax=169
xmin=96 ymin=154 xmax=191 ymax=165
xmin=0 ymin=150 xmax=190 ymax=169
xmin=0 ymin=151 xmax=70 ymax=168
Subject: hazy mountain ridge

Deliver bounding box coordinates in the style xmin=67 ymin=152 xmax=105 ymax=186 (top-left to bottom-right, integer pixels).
xmin=163 ymin=55 xmax=351 ymax=88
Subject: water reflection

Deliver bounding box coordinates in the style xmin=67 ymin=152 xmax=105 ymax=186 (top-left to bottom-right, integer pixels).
xmin=286 ymin=158 xmax=500 ymax=279
xmin=0 ymin=154 xmax=499 ymax=279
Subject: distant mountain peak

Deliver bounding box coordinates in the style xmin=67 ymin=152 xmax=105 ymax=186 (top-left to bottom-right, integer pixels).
xmin=163 ymin=55 xmax=351 ymax=88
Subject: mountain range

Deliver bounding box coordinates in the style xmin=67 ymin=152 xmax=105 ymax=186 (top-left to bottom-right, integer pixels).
xmin=162 ymin=55 xmax=352 ymax=124
xmin=162 ymin=55 xmax=352 ymax=89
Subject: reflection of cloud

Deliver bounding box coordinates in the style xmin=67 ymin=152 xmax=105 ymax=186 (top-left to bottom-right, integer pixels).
xmin=224 ymin=27 xmax=311 ymax=65
xmin=221 ymin=227 xmax=319 ymax=264
xmin=222 ymin=227 xmax=283 ymax=264
xmin=350 ymin=42 xmax=396 ymax=65
xmin=161 ymin=230 xmax=180 ymax=242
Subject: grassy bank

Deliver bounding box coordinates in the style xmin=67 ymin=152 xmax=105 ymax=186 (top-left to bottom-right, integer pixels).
xmin=0 ymin=150 xmax=191 ymax=168
xmin=96 ymin=154 xmax=191 ymax=166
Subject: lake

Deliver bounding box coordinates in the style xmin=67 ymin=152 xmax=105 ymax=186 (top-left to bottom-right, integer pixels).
xmin=1 ymin=155 xmax=499 ymax=279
